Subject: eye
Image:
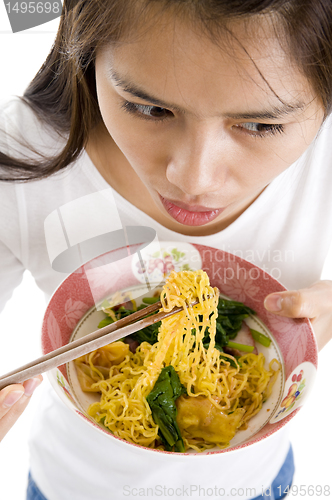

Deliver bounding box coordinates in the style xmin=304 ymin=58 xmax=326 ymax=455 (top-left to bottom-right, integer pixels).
xmin=235 ymin=122 xmax=285 ymax=138
xmin=121 ymin=100 xmax=173 ymax=121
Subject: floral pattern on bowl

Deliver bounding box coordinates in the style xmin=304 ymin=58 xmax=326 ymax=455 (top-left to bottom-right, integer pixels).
xmin=55 ymin=369 xmax=76 ymax=407
xmin=132 ymin=241 xmax=202 ymax=284
xmin=269 ymin=362 xmax=316 ymax=424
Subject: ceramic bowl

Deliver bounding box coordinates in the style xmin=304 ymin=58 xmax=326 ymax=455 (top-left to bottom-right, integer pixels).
xmin=42 ymin=241 xmax=318 ymax=455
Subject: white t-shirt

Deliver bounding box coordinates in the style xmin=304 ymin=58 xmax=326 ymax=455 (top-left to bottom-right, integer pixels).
xmin=1 ymin=98 xmax=332 ymax=500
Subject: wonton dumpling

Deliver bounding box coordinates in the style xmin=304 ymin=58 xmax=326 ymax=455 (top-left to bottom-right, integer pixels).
xmin=74 ymin=341 xmax=129 ymax=392
xmin=176 ymin=395 xmax=245 ymax=446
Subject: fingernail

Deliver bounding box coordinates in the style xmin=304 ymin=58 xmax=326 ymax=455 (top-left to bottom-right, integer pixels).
xmin=24 ymin=378 xmax=41 ymax=397
xmin=264 ymin=294 xmax=282 ymax=312
xmin=3 ymin=390 xmax=24 ymax=408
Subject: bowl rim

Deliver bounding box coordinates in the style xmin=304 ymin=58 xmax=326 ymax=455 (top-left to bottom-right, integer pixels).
xmin=43 ymin=241 xmax=318 ymax=456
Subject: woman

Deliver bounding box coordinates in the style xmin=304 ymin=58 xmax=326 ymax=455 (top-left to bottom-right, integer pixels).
xmin=1 ymin=1 xmax=332 ymax=498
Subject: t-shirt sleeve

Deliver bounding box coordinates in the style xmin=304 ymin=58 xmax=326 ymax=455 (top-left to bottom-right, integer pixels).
xmin=0 ymin=239 xmax=25 ymax=315
xmin=0 ymin=180 xmax=26 ymax=315
xmin=0 ymin=98 xmax=29 ymax=313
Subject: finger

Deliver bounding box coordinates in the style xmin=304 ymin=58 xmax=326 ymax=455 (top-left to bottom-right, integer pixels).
xmin=22 ymin=375 xmax=43 ymax=397
xmin=264 ymin=281 xmax=332 ymax=319
xmin=0 ymin=384 xmax=25 ymax=420
xmin=0 ymin=375 xmax=43 ymax=442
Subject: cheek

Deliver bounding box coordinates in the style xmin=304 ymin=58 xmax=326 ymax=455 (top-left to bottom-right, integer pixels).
xmin=270 ymin=113 xmax=324 ymax=166
xmin=111 ymin=121 xmax=167 ymax=177
xmin=243 ymin=126 xmax=316 ymax=183
xmin=274 ymin=130 xmax=311 ymax=164
xmin=224 ymin=141 xmax=295 ymax=189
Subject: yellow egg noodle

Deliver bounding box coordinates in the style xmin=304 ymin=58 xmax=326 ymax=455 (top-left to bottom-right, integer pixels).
xmin=74 ymin=270 xmax=279 ymax=451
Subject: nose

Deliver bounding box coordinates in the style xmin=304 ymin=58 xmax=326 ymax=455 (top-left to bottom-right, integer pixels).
xmin=165 ymin=122 xmax=228 ymax=197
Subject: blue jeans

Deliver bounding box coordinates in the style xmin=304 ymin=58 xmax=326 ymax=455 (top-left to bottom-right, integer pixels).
xmin=27 ymin=473 xmax=47 ymax=500
xmin=253 ymin=446 xmax=295 ymax=500
xmin=27 ymin=446 xmax=294 ymax=500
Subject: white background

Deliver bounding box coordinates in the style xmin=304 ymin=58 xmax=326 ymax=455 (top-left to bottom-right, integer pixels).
xmin=0 ymin=5 xmax=332 ymax=499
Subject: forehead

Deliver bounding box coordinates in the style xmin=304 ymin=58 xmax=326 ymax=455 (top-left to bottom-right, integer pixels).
xmin=102 ymin=14 xmax=312 ymax=115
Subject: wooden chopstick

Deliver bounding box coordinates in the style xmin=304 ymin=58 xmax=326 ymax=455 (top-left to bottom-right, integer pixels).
xmin=0 ymin=299 xmax=198 ymax=391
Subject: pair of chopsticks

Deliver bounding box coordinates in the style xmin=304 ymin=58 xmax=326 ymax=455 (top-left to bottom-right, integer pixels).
xmin=0 ymin=299 xmax=199 ymax=391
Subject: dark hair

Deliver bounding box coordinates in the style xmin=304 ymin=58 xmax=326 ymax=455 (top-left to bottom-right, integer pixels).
xmin=1 ymin=0 xmax=332 ymax=181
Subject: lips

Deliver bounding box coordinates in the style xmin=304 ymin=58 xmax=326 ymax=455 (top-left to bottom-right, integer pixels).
xmin=159 ymin=195 xmax=224 ymax=226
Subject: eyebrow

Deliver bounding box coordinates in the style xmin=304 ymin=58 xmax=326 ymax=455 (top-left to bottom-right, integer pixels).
xmin=110 ymin=68 xmax=306 ymax=121
xmin=223 ymin=102 xmax=306 ymax=120
xmin=110 ymin=69 xmax=185 ymax=113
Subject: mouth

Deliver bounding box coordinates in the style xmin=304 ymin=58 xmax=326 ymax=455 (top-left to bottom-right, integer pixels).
xmin=159 ymin=195 xmax=225 ymax=226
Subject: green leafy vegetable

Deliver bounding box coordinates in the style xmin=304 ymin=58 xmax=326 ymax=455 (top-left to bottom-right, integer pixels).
xmin=227 ymin=341 xmax=254 ymax=353
xmin=146 ymin=366 xmax=186 ymax=452
xmin=98 ymin=302 xmax=161 ymax=344
xmin=217 ymin=298 xmax=255 ymax=340
xmin=98 ymin=316 xmax=115 ymax=329
xmin=201 ymin=297 xmax=256 ymax=351
xmin=218 ymin=299 xmax=255 ymax=316
xmin=219 ymin=355 xmax=240 ymax=369
xmin=131 ymin=323 xmax=160 ymax=344
xmin=249 ymin=329 xmax=271 ymax=347
xmin=142 ymin=297 xmax=160 ymax=304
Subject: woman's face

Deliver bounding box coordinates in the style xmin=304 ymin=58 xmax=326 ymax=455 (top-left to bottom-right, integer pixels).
xmin=93 ymin=15 xmax=324 ymax=236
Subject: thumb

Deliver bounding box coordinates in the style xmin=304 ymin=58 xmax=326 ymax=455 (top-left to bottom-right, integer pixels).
xmin=264 ymin=280 xmax=332 ymax=319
